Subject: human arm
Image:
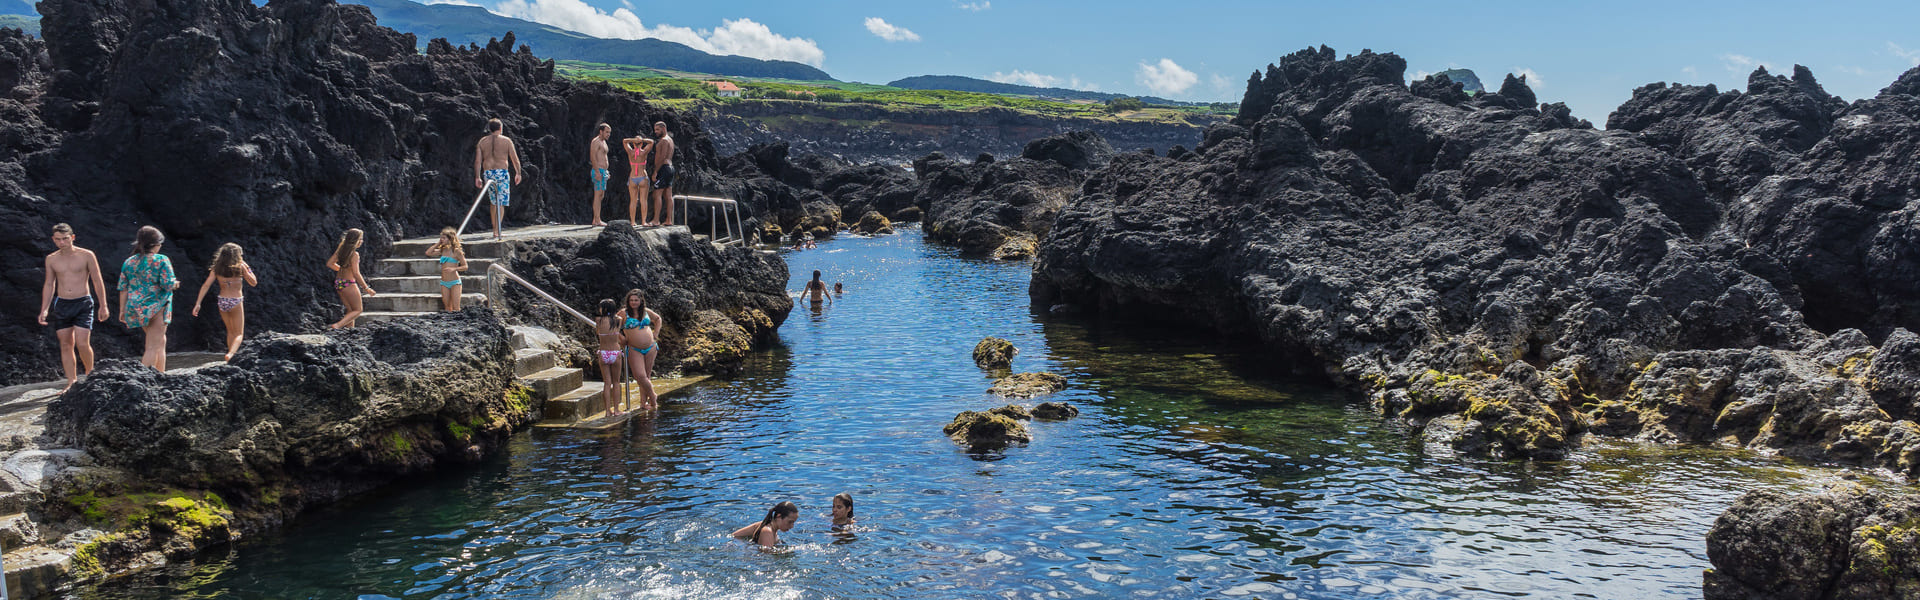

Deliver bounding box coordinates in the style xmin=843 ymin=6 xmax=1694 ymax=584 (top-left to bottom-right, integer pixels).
xmin=38 ymin=256 xmax=52 ymax=325
xmin=326 ymin=253 xmax=341 ymax=273
xmin=351 ymin=254 xmax=375 ymax=295
xmin=241 ymin=262 xmax=258 ymax=287
xmin=159 ymin=256 xmax=178 ymax=291
xmin=473 ymin=140 xmax=484 ymax=189
xmin=191 ymin=269 xmax=215 ymax=317
xmin=509 ymin=139 xmax=522 ymax=184
xmin=455 ymin=248 xmax=469 ymax=272
xmin=646 ymin=309 xmax=662 ymax=336
xmin=426 ymin=243 xmax=443 ymax=258
xmin=89 ymin=251 xmax=110 ymax=320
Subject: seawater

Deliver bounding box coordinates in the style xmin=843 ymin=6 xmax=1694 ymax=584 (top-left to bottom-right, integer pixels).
xmin=85 ymin=227 xmax=1846 ymax=599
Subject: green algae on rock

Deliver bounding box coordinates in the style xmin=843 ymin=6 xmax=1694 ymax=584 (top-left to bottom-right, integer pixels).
xmin=1706 ymin=484 xmax=1920 ymax=599
xmin=988 ymin=372 xmax=1067 ymax=398
xmin=973 ymin=337 xmax=1018 ymax=370
xmin=944 ymin=407 xmax=1033 ymax=452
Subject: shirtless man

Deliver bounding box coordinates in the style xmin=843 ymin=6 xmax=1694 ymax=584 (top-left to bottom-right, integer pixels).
xmin=38 ymin=223 xmax=111 ymax=392
xmin=472 ymin=118 xmax=523 ymax=239
xmin=588 ymin=123 xmax=612 ymax=227
xmin=648 ymin=121 xmax=676 ymax=227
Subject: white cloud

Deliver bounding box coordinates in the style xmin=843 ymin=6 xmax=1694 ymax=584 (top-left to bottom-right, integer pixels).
xmin=1681 ymin=65 xmax=1700 ymax=82
xmin=990 ymin=70 xmax=1059 ymax=87
xmin=1890 ymin=42 xmax=1920 ymax=67
xmin=1412 ymin=70 xmax=1431 ymax=81
xmin=1512 ymin=67 xmax=1544 ymax=89
xmin=489 ymin=0 xmax=825 ymax=66
xmin=1209 ymin=73 xmax=1234 ymax=92
xmin=864 ymin=17 xmax=920 ymax=42
xmin=1135 ymin=58 xmax=1198 ymax=95
xmin=1720 ymin=53 xmax=1775 ymax=75
xmin=957 ymin=1 xmax=991 ymax=10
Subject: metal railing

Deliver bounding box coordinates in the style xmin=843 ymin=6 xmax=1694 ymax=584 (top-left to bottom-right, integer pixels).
xmin=486 ymin=263 xmax=638 ymax=415
xmin=456 ymin=180 xmax=496 ymax=239
xmin=674 ymin=195 xmax=746 ymax=246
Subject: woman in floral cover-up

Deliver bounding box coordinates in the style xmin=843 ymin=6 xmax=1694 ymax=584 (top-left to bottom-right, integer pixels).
xmin=119 ymin=225 xmax=177 ymax=371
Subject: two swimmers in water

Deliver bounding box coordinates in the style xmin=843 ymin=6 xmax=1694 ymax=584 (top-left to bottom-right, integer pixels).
xmin=731 ymin=493 xmax=857 ymax=548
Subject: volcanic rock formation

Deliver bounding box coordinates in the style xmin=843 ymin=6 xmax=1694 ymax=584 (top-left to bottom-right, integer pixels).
xmin=1030 ymin=45 xmax=1920 ymax=473
xmin=1706 ymin=484 xmax=1920 ymax=599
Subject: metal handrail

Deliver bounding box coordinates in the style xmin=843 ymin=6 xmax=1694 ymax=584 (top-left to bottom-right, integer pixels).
xmin=456 ymin=180 xmax=495 ymax=239
xmin=484 ymin=263 xmax=592 ymax=328
xmin=674 ymin=195 xmax=746 ymax=246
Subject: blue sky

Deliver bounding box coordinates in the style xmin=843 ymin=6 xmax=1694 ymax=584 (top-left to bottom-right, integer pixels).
xmin=207 ymin=0 xmax=1920 ymax=122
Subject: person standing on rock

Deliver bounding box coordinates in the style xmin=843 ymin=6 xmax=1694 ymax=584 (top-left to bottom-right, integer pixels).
xmin=118 ymin=226 xmax=178 ymax=371
xmin=39 ymin=223 xmax=111 ymax=391
xmin=648 ymin=121 xmax=676 ymax=227
xmin=326 ymin=228 xmax=375 ymax=329
xmin=190 ymin=243 xmax=258 ymax=361
xmin=622 ymin=133 xmax=654 ymax=225
xmin=617 ymin=289 xmax=662 ymax=413
xmin=594 ymin=298 xmax=628 ymax=414
xmin=473 ymin=118 xmax=522 ymax=240
xmin=588 ymin=123 xmax=613 ymax=227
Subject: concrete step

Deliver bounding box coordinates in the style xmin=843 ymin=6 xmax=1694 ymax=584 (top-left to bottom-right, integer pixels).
xmin=355 ymin=311 xmax=436 ymax=324
xmin=542 ymin=381 xmax=610 ymax=422
xmin=5 ymin=544 xmax=71 ymax=599
xmin=360 ymin=292 xmax=486 ymax=313
xmin=389 ymin=238 xmax=512 ymax=259
xmin=520 ymin=367 xmax=583 ymax=402
xmin=369 ymin=275 xmax=486 ymax=294
xmin=373 ymin=257 xmax=497 ymax=277
xmin=0 ymin=512 xmax=38 ymax=548
xmin=513 ymin=348 xmax=559 ymax=378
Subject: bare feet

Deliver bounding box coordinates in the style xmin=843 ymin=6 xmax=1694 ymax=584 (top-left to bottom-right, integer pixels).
xmin=60 ymin=380 xmax=75 ymax=394
xmin=592 ymin=221 xmax=606 ymax=227
xmin=223 ymin=353 xmax=234 ymax=362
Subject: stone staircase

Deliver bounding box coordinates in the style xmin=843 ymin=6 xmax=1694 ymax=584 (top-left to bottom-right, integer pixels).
xmin=508 ymin=325 xmax=622 ymax=423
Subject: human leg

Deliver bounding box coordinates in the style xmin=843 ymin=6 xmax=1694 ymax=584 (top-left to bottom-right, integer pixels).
xmin=56 ymin=327 xmax=77 ymax=388
xmin=332 ymin=286 xmax=363 ymax=328
xmin=143 ymin=313 xmax=167 ymax=371
xmin=449 ymin=282 xmax=463 ymax=311
xmin=655 ymin=188 xmax=674 ymax=226
xmin=627 ymin=182 xmax=641 ymax=224
xmin=640 ymin=347 xmax=658 ymax=410
xmin=598 ymin=352 xmax=621 ymax=414
xmin=73 ymin=327 xmax=94 ymax=376
xmin=220 ymin=303 xmax=243 ymax=360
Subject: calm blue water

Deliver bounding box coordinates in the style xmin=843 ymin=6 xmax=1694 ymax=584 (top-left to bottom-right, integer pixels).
xmin=84 ymin=227 xmax=1843 ymax=599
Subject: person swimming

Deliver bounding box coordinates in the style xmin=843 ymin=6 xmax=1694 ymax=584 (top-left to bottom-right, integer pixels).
xmin=802 ymin=270 xmax=827 ymax=305
xmin=732 ymin=501 xmax=799 ymax=547
xmin=830 ymin=492 xmax=856 ymax=530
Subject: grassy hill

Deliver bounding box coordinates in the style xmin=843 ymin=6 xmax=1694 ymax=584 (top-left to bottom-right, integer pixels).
xmin=888 ymin=75 xmax=1201 ymax=107
xmin=0 ymin=14 xmax=36 ymax=36
xmin=343 ymin=0 xmax=831 ymax=81
xmin=556 ymin=60 xmax=1231 ymax=124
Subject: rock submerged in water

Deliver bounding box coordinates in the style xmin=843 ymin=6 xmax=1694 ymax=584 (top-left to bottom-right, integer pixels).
xmin=850 ymin=211 xmax=894 ymax=235
xmin=1032 ymin=402 xmax=1079 ymax=420
xmin=989 ymin=372 xmax=1067 ymax=398
xmin=973 ymin=337 xmax=1017 ymax=370
xmin=943 ymin=405 xmax=1033 ymax=452
xmin=1705 ymin=485 xmax=1920 ymax=599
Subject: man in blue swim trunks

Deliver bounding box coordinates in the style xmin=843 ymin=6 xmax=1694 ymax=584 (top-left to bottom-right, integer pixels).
xmin=473 ymin=118 xmax=523 ymax=239
xmin=588 ymin=123 xmax=612 ymax=227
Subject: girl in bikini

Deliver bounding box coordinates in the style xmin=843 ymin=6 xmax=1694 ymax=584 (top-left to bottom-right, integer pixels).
xmin=326 ymin=228 xmax=375 ymax=329
xmin=622 ymin=135 xmax=654 ymax=225
xmin=616 ymin=289 xmax=662 ymax=412
xmin=731 ymin=501 xmax=799 ymax=548
xmin=191 ymin=243 xmax=258 ymax=361
xmin=425 ymin=227 xmax=469 ymax=312
xmin=594 ymin=298 xmax=627 ymax=415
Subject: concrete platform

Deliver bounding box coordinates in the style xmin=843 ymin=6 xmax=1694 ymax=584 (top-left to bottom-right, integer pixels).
xmin=535 ymin=375 xmax=710 ymax=430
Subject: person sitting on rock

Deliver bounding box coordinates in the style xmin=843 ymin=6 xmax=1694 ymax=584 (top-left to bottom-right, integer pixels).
xmin=617 ymin=289 xmax=663 ymax=413
xmin=732 ymin=501 xmax=798 ymax=547
xmin=594 ymin=298 xmax=627 ymax=414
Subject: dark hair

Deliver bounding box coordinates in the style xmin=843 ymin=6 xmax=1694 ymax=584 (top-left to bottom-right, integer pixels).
xmin=332 ymin=228 xmax=364 ymax=268
xmin=760 ymin=501 xmax=798 ymax=527
xmin=212 ymin=243 xmax=245 ymax=278
xmin=811 ymin=270 xmax=822 ymax=282
xmin=132 ymin=225 xmax=164 ymax=254
xmin=597 ymin=298 xmax=617 ymax=318
xmin=486 ymin=118 xmax=503 ymax=133
xmin=51 ymin=223 xmax=72 ymax=235
xmin=833 ymin=493 xmax=853 ymax=518
xmin=623 ymin=289 xmax=647 ymax=315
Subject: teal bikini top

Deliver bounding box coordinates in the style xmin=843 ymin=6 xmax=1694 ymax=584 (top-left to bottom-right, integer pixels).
xmin=625 ymin=315 xmax=651 ymax=329
xmin=438 ymin=256 xmax=458 ymax=264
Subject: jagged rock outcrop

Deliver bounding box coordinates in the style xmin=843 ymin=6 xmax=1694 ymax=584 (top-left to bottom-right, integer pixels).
xmin=943 ymin=405 xmax=1032 ymax=452
xmin=1030 ymin=45 xmax=1920 ymax=471
xmin=973 ymin=337 xmax=1016 ymax=369
xmin=499 ymin=224 xmax=790 ymax=375
xmin=699 ymin=100 xmax=1216 ymax=165
xmin=988 ymin=372 xmax=1067 ymax=398
xmin=713 ymin=141 xmax=917 ymax=242
xmin=916 ymin=131 xmax=1113 ymax=255
xmin=0 ymin=0 xmax=737 ymax=387
xmin=1706 ymin=484 xmax=1920 ymax=599
xmin=1032 ymin=402 xmax=1079 ymax=420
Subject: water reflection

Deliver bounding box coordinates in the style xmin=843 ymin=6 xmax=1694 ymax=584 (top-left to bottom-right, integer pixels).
xmin=83 ymin=227 xmax=1849 ymax=600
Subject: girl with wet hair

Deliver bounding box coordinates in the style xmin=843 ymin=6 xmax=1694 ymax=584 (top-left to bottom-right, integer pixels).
xmin=326 ymin=228 xmax=375 ymax=329
xmin=191 ymin=243 xmax=258 ymax=361
xmin=732 ymin=501 xmax=799 ymax=547
xmin=830 ymin=493 xmax=856 ymax=530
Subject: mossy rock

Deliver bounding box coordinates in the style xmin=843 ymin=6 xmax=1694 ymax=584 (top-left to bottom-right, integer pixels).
xmin=991 ymin=235 xmax=1037 ymax=260
xmin=1032 ymin=402 xmax=1079 ymax=420
xmin=972 ymin=337 xmax=1017 ymax=370
xmin=755 ymin=220 xmax=785 ymax=244
xmin=943 ymin=409 xmax=1032 ymax=452
xmin=989 ymin=372 xmax=1066 ymax=398
xmin=851 ymin=211 xmax=894 ymax=235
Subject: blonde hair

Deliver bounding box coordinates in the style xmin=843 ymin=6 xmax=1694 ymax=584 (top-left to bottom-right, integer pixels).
xmin=437 ymin=227 xmax=462 ymax=253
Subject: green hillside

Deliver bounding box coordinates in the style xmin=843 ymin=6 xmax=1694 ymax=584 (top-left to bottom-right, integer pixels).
xmin=888 ymin=75 xmax=1203 ymax=107
xmin=343 ymin=0 xmax=831 ymax=81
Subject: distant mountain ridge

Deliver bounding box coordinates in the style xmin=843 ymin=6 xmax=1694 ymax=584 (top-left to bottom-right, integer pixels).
xmin=888 ymin=75 xmax=1197 ymax=106
xmin=342 ymin=0 xmax=832 ymax=81
xmin=0 ymin=14 xmax=36 ymax=35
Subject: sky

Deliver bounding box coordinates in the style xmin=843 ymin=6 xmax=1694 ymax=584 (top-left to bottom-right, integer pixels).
xmin=387 ymin=0 xmax=1918 ymax=123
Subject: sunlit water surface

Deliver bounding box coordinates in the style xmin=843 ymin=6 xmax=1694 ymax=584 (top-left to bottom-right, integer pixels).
xmin=84 ymin=228 xmax=1850 ymax=599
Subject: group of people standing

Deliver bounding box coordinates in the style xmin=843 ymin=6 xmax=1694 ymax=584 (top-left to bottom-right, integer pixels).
xmin=593 ymin=290 xmax=663 ymax=415
xmin=587 ymin=121 xmax=677 ymax=228
xmin=39 ymin=224 xmax=257 ymax=391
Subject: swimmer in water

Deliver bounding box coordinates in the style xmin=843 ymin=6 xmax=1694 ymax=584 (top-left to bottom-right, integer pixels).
xmin=802 ymin=270 xmax=827 ymax=305
xmin=830 ymin=492 xmax=855 ymax=530
xmin=732 ymin=501 xmax=798 ymax=547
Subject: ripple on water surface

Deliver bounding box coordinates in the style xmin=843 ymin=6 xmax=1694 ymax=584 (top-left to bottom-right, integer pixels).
xmin=86 ymin=228 xmax=1849 ymax=600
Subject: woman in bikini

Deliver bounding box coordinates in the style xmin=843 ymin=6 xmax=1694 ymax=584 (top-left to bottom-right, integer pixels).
xmin=594 ymin=298 xmax=627 ymax=415
xmin=425 ymin=227 xmax=469 ymax=312
xmin=119 ymin=226 xmax=178 ymax=371
xmin=191 ymin=243 xmax=258 ymax=361
xmin=622 ymin=135 xmax=654 ymax=225
xmin=616 ymin=289 xmax=663 ymax=412
xmin=326 ymin=228 xmax=376 ymax=329
xmin=731 ymin=501 xmax=799 ymax=548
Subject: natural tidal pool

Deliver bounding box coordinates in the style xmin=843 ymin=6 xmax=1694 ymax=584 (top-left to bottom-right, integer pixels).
xmin=84 ymin=227 xmax=1849 ymax=599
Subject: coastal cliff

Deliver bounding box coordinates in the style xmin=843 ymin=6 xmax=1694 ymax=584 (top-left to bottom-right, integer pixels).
xmin=700 ymin=100 xmax=1217 ymax=165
